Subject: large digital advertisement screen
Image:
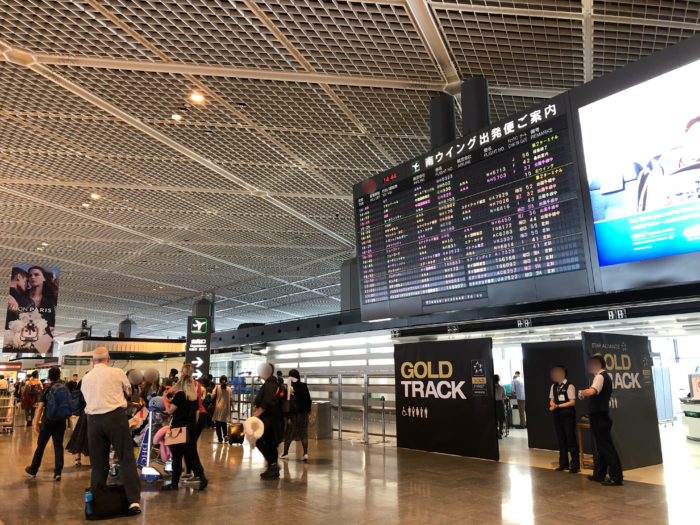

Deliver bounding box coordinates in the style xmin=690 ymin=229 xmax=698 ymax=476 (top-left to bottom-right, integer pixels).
xmin=579 ymin=59 xmax=700 ymax=267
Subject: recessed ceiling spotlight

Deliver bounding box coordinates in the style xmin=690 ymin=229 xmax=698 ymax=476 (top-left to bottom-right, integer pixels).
xmin=90 ymin=193 xmax=100 ymax=200
xmin=190 ymin=93 xmax=205 ymax=103
xmin=36 ymin=247 xmax=43 ymax=251
xmin=172 ymin=114 xmax=182 ymax=121
xmin=203 ymin=130 xmax=213 ymax=134
xmin=41 ymin=242 xmax=48 ymax=246
xmin=237 ymin=102 xmax=247 ymax=108
xmin=82 ymin=203 xmax=90 ymax=208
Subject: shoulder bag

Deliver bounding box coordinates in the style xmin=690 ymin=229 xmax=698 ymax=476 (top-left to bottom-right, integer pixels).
xmin=164 ymin=426 xmax=187 ymax=446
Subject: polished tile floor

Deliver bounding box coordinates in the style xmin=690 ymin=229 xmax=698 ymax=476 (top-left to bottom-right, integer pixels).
xmin=0 ymin=421 xmax=691 ymax=525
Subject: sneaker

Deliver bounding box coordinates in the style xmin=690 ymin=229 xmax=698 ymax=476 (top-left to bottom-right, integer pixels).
xmin=601 ymin=479 xmax=623 ymax=486
xmin=569 ymin=468 xmax=581 ymax=474
xmin=181 ymin=473 xmax=194 ymax=481
xmin=128 ymin=504 xmax=141 ymax=515
xmin=183 ymin=476 xmax=201 ymax=484
xmin=53 ymin=474 xmax=61 ymax=482
xmin=280 ymin=454 xmax=289 ymax=460
xmin=302 ymin=454 xmax=308 ymax=461
xmin=25 ymin=466 xmax=36 ymax=477
xmin=554 ymin=466 xmax=568 ymax=472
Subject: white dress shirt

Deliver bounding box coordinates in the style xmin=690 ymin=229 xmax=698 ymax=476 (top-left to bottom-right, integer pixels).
xmin=0 ymin=379 xmax=8 ymax=390
xmin=590 ymin=370 xmax=607 ymax=394
xmin=549 ymin=379 xmax=576 ymax=400
xmin=512 ymin=377 xmax=526 ymax=400
xmin=81 ymin=363 xmax=130 ymax=415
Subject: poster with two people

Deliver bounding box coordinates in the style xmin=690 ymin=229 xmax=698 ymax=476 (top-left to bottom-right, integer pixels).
xmin=3 ymin=264 xmax=60 ymax=354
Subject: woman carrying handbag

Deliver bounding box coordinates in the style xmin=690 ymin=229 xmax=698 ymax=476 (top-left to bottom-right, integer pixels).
xmin=160 ymin=364 xmax=208 ymax=491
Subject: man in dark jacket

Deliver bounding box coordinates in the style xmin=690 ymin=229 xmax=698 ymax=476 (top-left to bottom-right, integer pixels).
xmin=253 ymin=363 xmax=283 ymax=479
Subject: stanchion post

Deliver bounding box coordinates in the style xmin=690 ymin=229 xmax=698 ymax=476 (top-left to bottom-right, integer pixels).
xmin=381 ymin=395 xmax=386 ymax=443
xmin=237 ymin=381 xmax=241 ymax=423
xmin=363 ymin=374 xmax=369 ymax=443
xmin=337 ymin=373 xmax=343 ymax=440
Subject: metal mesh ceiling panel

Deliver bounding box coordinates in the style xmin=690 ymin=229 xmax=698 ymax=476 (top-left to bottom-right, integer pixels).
xmin=254 ymin=0 xmax=441 ymax=80
xmin=436 ymin=10 xmax=585 ymax=89
xmin=592 ymin=22 xmax=699 ymax=77
xmin=100 ymin=0 xmax=303 ymax=69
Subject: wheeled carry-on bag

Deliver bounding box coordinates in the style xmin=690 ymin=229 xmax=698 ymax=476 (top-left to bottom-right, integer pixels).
xmin=228 ymin=422 xmax=244 ymax=445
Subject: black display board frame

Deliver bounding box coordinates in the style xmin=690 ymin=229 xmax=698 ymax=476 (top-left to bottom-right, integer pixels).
xmin=521 ymin=341 xmax=592 ymax=454
xmin=354 ymin=33 xmax=700 ymax=322
xmin=568 ymin=37 xmax=700 ymax=293
xmin=394 ymin=338 xmax=499 ymax=460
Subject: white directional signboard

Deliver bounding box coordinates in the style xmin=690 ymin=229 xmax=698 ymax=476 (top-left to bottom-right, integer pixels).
xmin=185 ymin=316 xmax=211 ymax=380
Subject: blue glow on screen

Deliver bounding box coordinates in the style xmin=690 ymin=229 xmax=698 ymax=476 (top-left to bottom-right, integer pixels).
xmin=579 ymin=59 xmax=700 ymax=267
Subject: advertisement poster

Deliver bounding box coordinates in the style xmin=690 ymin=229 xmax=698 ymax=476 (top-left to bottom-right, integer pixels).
xmin=579 ymin=58 xmax=700 ymax=266
xmin=3 ymin=264 xmax=60 ymax=354
xmin=394 ymin=338 xmax=498 ymax=460
xmin=185 ymin=316 xmax=211 ymax=381
xmin=582 ymin=332 xmax=662 ymax=471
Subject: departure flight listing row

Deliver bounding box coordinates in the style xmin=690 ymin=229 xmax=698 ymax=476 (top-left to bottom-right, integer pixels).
xmin=356 ymin=107 xmax=586 ymax=305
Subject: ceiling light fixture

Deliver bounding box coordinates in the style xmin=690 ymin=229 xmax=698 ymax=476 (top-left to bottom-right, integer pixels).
xmin=82 ymin=203 xmax=90 ymax=208
xmin=190 ymin=93 xmax=205 ymax=103
xmin=172 ymin=114 xmax=182 ymax=121
xmin=90 ymin=193 xmax=100 ymax=200
xmin=41 ymin=242 xmax=48 ymax=246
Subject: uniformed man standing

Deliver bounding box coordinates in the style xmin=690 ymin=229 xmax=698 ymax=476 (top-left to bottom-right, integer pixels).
xmin=578 ymin=355 xmax=623 ymax=486
xmin=549 ymin=365 xmax=579 ymax=473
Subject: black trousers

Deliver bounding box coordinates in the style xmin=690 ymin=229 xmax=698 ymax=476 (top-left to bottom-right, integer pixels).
xmin=256 ymin=430 xmax=279 ymax=466
xmin=185 ymin=415 xmax=208 ymax=474
xmin=215 ymin=420 xmax=228 ymax=442
xmin=29 ymin=418 xmax=66 ymax=475
xmin=170 ymin=423 xmax=204 ymax=487
xmin=590 ymin=412 xmax=623 ymax=482
xmin=87 ymin=408 xmax=141 ymax=505
xmin=553 ymin=410 xmax=579 ymax=469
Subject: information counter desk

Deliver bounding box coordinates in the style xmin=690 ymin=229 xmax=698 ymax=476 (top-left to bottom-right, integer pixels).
xmin=681 ymin=398 xmax=700 ymax=441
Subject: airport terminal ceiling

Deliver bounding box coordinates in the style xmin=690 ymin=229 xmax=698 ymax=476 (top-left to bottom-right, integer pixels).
xmin=0 ymin=1 xmax=699 ymax=345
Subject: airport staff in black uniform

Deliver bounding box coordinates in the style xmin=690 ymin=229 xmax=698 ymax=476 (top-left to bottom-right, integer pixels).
xmin=578 ymin=355 xmax=623 ymax=486
xmin=549 ymin=365 xmax=579 ymax=473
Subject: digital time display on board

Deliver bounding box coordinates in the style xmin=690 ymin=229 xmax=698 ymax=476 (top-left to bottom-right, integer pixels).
xmin=355 ymin=101 xmax=587 ymax=307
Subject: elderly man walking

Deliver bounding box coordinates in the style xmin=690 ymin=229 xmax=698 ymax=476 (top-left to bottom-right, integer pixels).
xmin=81 ymin=347 xmax=141 ymax=515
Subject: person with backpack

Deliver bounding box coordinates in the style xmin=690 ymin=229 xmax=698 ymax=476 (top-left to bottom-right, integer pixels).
xmin=280 ymin=368 xmax=312 ymax=461
xmin=22 ymin=371 xmax=42 ymax=427
xmin=25 ymin=367 xmax=72 ymax=481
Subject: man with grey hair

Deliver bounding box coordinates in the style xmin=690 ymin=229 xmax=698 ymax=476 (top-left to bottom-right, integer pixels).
xmin=81 ymin=347 xmax=141 ymax=515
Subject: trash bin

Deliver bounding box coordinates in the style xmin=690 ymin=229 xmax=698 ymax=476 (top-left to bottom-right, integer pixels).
xmin=308 ymin=401 xmax=332 ymax=440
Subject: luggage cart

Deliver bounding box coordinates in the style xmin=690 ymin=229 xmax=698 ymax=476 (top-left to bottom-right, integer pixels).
xmin=0 ymin=392 xmax=14 ymax=433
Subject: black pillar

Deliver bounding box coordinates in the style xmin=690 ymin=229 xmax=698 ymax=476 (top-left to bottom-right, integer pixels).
xmin=429 ymin=93 xmax=456 ymax=150
xmin=461 ymin=77 xmax=490 ymax=135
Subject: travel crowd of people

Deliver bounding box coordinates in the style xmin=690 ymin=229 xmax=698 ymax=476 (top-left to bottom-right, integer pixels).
xmin=18 ymin=349 xmax=315 ymax=513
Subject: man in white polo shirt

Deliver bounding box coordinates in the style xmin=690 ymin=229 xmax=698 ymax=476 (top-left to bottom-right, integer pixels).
xmin=81 ymin=347 xmax=141 ymax=515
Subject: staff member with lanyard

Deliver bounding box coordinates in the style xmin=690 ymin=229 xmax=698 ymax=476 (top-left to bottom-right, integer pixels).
xmin=578 ymin=355 xmax=623 ymax=486
xmin=549 ymin=365 xmax=579 ymax=473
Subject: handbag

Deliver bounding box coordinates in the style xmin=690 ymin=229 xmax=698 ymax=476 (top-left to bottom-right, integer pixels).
xmin=164 ymin=426 xmax=187 ymax=446
xmin=86 ymin=484 xmax=130 ymax=520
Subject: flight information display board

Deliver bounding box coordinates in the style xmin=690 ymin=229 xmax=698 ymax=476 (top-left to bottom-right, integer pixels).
xmin=354 ymin=97 xmax=589 ymax=317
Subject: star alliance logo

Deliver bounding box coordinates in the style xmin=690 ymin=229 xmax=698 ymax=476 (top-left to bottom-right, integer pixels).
xmin=472 ymin=359 xmax=484 ymax=376
xmin=411 ymin=161 xmax=420 ymax=174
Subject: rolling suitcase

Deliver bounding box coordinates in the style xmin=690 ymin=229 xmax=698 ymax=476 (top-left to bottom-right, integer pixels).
xmin=228 ymin=422 xmax=244 ymax=445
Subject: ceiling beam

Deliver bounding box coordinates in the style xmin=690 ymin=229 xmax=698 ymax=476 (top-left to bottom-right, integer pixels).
xmin=583 ymin=0 xmax=594 ymax=83
xmin=428 ymin=1 xmax=584 ymax=20
xmin=404 ymin=0 xmax=461 ymax=92
xmin=0 ymin=179 xmax=352 ymax=200
xmin=7 ymin=51 xmax=560 ymax=98
xmin=489 ymin=86 xmax=565 ymax=99
xmin=32 ymin=53 xmax=444 ymax=91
